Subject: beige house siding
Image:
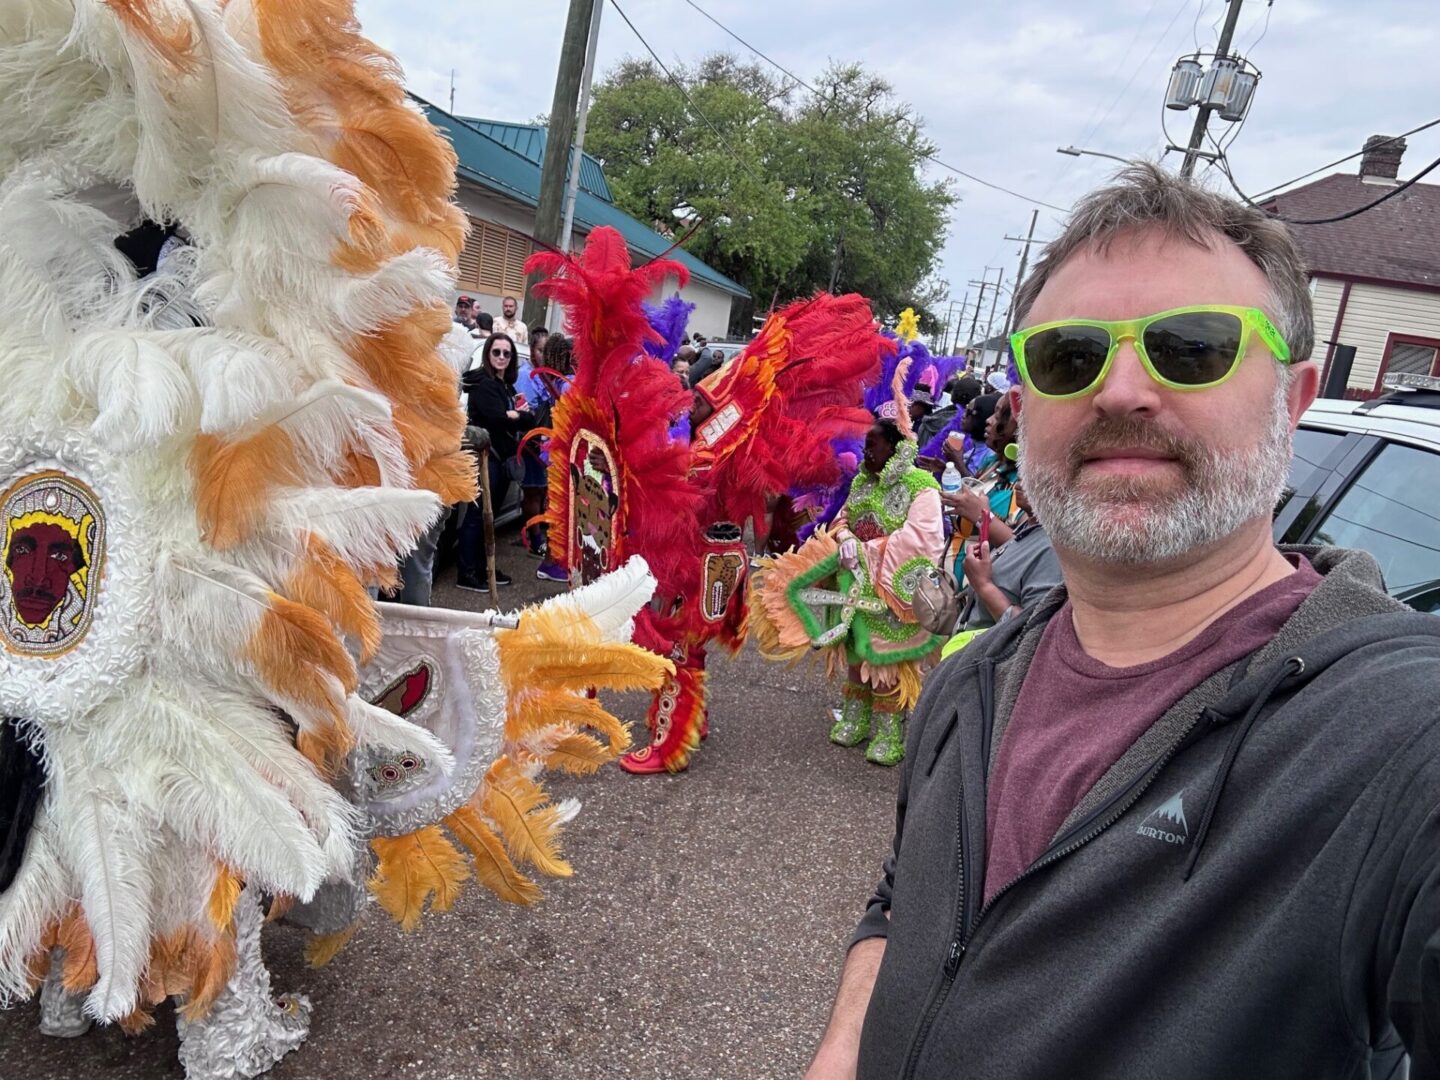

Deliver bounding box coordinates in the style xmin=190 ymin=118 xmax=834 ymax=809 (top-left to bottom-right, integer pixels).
xmin=451 ymin=181 xmax=736 ymax=338
xmin=647 ymin=273 xmax=733 ymax=341
xmin=1309 ymin=277 xmax=1345 ymax=365
xmin=1329 ymin=280 xmax=1440 ymax=392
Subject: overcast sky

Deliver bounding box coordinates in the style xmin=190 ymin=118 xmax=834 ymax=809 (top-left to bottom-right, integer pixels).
xmin=357 ymin=0 xmax=1438 ymax=336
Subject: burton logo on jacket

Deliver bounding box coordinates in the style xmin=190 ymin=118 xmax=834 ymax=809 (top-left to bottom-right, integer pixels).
xmin=1136 ymin=791 xmax=1190 ymax=846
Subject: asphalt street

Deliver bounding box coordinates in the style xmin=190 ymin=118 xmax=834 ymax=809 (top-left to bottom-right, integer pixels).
xmin=0 ymin=526 xmax=901 ymax=1080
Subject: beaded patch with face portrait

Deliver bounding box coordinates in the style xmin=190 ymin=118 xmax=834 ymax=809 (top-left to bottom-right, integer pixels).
xmin=0 ymin=471 xmax=106 ymax=659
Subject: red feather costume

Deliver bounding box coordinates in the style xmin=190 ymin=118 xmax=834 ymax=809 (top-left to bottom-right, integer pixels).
xmin=529 ymin=229 xmax=884 ymax=772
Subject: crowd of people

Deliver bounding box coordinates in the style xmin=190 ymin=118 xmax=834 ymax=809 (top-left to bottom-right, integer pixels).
xmin=441 ymin=288 xmax=1061 ymax=694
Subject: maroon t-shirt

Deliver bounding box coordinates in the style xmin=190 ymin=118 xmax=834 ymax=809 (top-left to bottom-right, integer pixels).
xmin=983 ymin=556 xmax=1322 ymax=904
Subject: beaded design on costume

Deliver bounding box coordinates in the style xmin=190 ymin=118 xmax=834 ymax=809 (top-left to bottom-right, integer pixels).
xmin=890 ymin=555 xmax=936 ymax=606
xmin=568 ymin=429 xmax=620 ymax=588
xmin=842 ymin=442 xmax=939 ymax=538
xmin=367 ymin=752 xmax=427 ymax=791
xmin=829 ymin=686 xmax=872 ymax=747
xmin=0 ymin=430 xmax=151 ymax=727
xmin=1 ymin=471 xmax=105 ymax=658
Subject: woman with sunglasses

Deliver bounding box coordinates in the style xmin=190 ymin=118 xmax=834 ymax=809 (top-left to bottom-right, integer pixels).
xmin=458 ymin=331 xmax=533 ymax=591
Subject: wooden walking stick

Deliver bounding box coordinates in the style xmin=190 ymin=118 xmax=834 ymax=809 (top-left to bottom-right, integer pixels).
xmin=477 ymin=446 xmax=499 ymax=598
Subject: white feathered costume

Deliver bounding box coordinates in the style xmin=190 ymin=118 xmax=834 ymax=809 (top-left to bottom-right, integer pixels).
xmin=0 ymin=0 xmax=668 ymax=1064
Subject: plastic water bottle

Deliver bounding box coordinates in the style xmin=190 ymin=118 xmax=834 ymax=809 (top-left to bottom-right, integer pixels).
xmin=941 ymin=462 xmax=963 ymax=498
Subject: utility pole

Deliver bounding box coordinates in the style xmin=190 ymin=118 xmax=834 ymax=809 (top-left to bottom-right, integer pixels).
xmin=965 ymin=269 xmax=998 ymax=350
xmin=449 ymin=69 xmax=456 ymax=113
xmin=944 ymin=291 xmax=968 ymax=355
xmin=559 ymin=0 xmax=603 ymax=256
xmin=983 ymin=276 xmax=1004 ymax=363
xmin=1000 ymin=210 xmax=1041 ymax=339
xmin=523 ymin=0 xmax=596 ymax=331
xmin=1180 ymin=0 xmax=1245 ymax=178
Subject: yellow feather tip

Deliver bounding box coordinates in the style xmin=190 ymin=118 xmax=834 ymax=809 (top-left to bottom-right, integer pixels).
xmin=482 ymin=758 xmax=573 ymax=878
xmin=443 ymin=804 xmax=543 ymax=906
xmin=304 ymin=924 xmax=360 ymax=968
xmin=368 ymin=827 xmax=472 ymax=932
xmin=206 ymin=866 xmax=243 ymax=932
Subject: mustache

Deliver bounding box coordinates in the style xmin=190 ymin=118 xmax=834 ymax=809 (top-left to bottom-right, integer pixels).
xmin=1065 ymin=417 xmax=1207 ymax=476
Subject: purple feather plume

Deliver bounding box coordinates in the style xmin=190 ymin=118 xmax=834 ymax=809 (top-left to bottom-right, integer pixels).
xmin=865 ymin=331 xmax=968 ymax=414
xmin=643 ymin=296 xmax=696 ymax=366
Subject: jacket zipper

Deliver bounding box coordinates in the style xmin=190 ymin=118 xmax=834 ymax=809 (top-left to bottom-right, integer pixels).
xmin=898 ymin=695 xmax=1208 ymax=1078
xmin=965 ymin=723 xmax=1196 ymax=942
xmin=899 ymin=660 xmax=992 ymax=1080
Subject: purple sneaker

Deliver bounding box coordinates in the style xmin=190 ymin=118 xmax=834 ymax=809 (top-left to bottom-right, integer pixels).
xmin=536 ymin=560 xmax=568 ymax=583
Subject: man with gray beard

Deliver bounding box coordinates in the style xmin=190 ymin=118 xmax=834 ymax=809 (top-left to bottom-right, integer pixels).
xmin=807 ymin=163 xmax=1440 ymax=1080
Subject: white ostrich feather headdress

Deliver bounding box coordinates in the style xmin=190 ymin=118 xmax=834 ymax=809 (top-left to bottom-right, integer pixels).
xmin=0 ymin=0 xmax=477 ymax=1024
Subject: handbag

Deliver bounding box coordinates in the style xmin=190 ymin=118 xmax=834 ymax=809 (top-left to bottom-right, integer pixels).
xmin=912 ymin=562 xmax=962 ymax=636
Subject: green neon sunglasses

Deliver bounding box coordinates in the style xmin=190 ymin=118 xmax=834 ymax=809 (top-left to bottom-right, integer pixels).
xmin=1010 ymin=304 xmax=1292 ymax=400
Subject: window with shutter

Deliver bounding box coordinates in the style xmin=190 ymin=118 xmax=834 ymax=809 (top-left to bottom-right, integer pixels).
xmin=504 ymin=231 xmax=532 ymax=296
xmin=456 ymin=217 xmax=537 ymax=297
xmin=456 ymin=235 xmax=482 ymax=289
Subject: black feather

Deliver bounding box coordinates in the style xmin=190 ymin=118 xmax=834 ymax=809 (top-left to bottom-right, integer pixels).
xmin=0 ymin=718 xmax=45 ymax=895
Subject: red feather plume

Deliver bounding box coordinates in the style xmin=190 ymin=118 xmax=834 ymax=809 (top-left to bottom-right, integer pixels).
xmin=530 ymin=229 xmax=705 ymax=652
xmin=697 ymin=293 xmax=888 ymax=529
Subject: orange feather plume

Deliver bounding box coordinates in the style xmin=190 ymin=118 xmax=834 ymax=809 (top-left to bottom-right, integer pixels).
xmin=285 ymin=535 xmax=382 ymax=663
xmin=543 ymin=732 xmax=613 ymax=776
xmin=368 ymin=827 xmax=472 ymax=932
xmin=441 ymin=805 xmax=541 ymax=907
xmin=303 ymin=925 xmax=358 ymax=968
xmin=190 ymin=428 xmax=302 ymax=550
xmin=105 ymin=0 xmax=198 ymax=70
xmin=205 ymin=866 xmax=244 ymax=933
xmin=56 ymin=908 xmax=98 ymax=993
xmin=480 ymin=759 xmax=573 ymax=879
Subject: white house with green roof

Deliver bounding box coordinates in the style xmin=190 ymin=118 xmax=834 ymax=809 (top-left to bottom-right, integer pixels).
xmin=418 ymin=98 xmax=749 ymax=338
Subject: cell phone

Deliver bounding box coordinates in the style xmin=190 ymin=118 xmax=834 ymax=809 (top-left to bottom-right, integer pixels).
xmin=979 ymin=509 xmax=991 ymax=549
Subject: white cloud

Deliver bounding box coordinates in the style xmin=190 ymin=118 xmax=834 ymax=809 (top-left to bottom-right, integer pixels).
xmin=357 ymin=0 xmax=1440 ymax=338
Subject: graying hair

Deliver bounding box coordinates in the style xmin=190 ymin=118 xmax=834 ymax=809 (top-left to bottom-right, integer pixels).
xmin=1012 ymin=162 xmax=1314 ymax=363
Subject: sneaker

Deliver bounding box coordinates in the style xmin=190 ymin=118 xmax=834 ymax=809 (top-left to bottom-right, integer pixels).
xmin=457 ymin=570 xmax=512 ymax=592
xmin=536 ymin=561 xmax=568 ymax=583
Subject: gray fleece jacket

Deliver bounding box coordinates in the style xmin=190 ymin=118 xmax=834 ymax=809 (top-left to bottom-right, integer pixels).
xmin=853 ymin=547 xmax=1440 ymax=1079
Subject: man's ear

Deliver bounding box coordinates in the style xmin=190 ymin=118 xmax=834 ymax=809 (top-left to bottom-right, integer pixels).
xmin=1286 ymin=362 xmax=1320 ymax=430
xmin=1008 ymin=386 xmax=1024 ymax=419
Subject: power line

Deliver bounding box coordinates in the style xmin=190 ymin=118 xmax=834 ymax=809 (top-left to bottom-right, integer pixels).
xmin=1219 ymin=151 xmax=1440 ymax=225
xmin=1247 ymin=118 xmax=1440 ymax=200
xmin=608 ymin=0 xmax=766 ymax=187
xmin=1070 ymin=0 xmax=1169 ymax=153
xmin=1244 ymin=0 xmax=1275 ymax=53
xmin=1076 ymin=0 xmax=1193 ymax=156
xmin=1191 ymin=0 xmax=1208 ymax=50
xmin=678 ymin=0 xmax=1069 ymax=213
xmin=1044 ymin=0 xmax=1194 ymax=203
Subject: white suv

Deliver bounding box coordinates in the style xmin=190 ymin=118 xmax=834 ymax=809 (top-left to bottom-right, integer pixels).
xmin=1276 ymin=374 xmax=1440 ymax=613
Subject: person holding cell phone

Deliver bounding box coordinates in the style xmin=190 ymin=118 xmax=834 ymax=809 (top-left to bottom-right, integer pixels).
xmin=458 ymin=331 xmax=533 ymax=591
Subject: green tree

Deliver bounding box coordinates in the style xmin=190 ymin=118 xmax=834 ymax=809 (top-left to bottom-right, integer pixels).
xmin=583 ymin=54 xmax=954 ymax=335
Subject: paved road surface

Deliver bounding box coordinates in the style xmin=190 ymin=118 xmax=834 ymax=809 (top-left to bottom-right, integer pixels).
xmin=0 ymin=528 xmax=901 ymax=1079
